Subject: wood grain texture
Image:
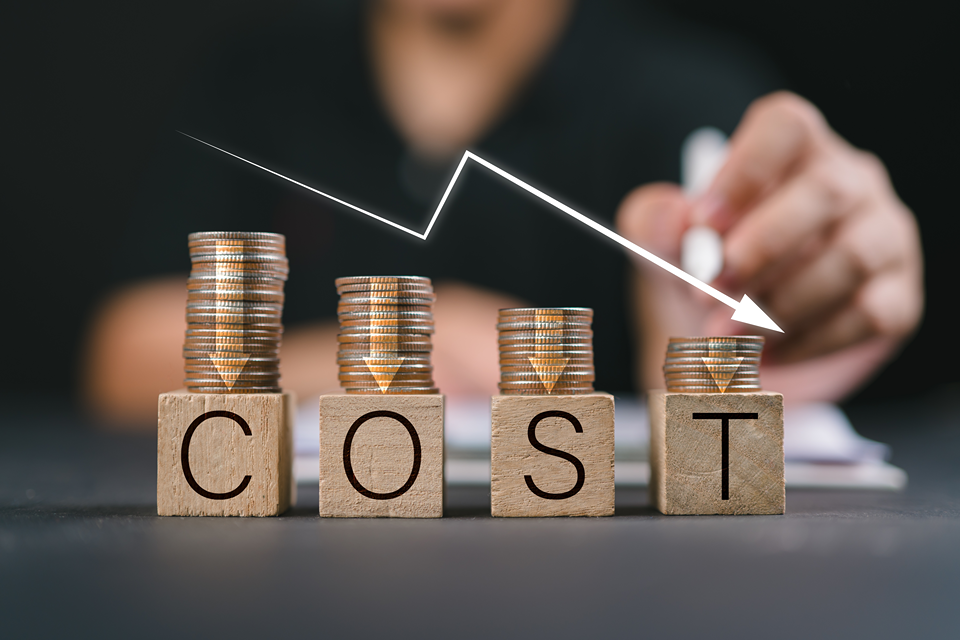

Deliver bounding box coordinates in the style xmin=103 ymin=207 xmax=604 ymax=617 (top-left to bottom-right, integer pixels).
xmin=649 ymin=390 xmax=784 ymax=515
xmin=319 ymin=394 xmax=444 ymax=518
xmin=157 ymin=389 xmax=294 ymax=516
xmin=491 ymin=393 xmax=614 ymax=517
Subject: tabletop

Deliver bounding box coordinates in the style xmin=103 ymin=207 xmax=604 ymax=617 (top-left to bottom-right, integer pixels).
xmin=1 ymin=394 xmax=958 ymax=639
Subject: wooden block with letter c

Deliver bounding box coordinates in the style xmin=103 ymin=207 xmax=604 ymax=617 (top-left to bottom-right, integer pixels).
xmin=490 ymin=393 xmax=615 ymax=517
xmin=319 ymin=394 xmax=444 ymax=518
xmin=648 ymin=390 xmax=784 ymax=515
xmin=157 ymin=389 xmax=295 ymax=516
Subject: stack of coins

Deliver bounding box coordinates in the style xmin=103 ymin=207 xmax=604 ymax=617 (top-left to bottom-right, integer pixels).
xmin=663 ymin=336 xmax=764 ymax=393
xmin=183 ymin=231 xmax=288 ymax=393
xmin=497 ymin=307 xmax=595 ymax=395
xmin=335 ymin=276 xmax=438 ymax=394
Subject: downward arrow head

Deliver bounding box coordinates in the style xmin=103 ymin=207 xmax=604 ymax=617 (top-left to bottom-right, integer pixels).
xmin=702 ymin=355 xmax=743 ymax=393
xmin=363 ymin=356 xmax=405 ymax=393
xmin=210 ymin=353 xmax=251 ymax=389
xmin=730 ymin=295 xmax=783 ymax=332
xmin=527 ymin=357 xmax=570 ymax=393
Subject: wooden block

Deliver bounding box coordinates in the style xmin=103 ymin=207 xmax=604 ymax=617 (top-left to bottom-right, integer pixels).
xmin=157 ymin=390 xmax=294 ymax=516
xmin=491 ymin=393 xmax=614 ymax=517
xmin=319 ymin=394 xmax=444 ymax=518
xmin=649 ymin=390 xmax=784 ymax=515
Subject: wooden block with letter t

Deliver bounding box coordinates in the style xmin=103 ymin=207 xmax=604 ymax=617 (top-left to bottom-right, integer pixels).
xmin=157 ymin=390 xmax=295 ymax=516
xmin=319 ymin=394 xmax=444 ymax=518
xmin=648 ymin=390 xmax=784 ymax=515
xmin=491 ymin=393 xmax=615 ymax=517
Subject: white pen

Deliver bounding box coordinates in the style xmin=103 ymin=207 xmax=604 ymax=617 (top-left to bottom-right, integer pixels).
xmin=680 ymin=127 xmax=728 ymax=284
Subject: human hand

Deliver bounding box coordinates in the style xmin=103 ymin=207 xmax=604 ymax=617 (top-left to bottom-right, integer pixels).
xmin=616 ymin=92 xmax=923 ymax=402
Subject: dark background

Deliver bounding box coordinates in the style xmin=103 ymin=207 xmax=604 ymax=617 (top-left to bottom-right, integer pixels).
xmin=3 ymin=0 xmax=956 ymax=409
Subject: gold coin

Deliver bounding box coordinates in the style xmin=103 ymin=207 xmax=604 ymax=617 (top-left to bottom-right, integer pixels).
xmin=338 ymin=364 xmax=433 ymax=373
xmin=189 ymin=231 xmax=284 ymax=242
xmin=343 ymin=386 xmax=440 ymax=395
xmin=497 ymin=380 xmax=595 ymax=389
xmin=499 ymin=307 xmax=593 ymax=317
xmin=499 ymin=357 xmax=594 ymax=366
xmin=339 ymin=377 xmax=434 ymax=384
xmin=497 ymin=321 xmax=593 ymax=335
xmin=668 ymin=335 xmax=764 ymax=343
xmin=335 ymin=275 xmax=432 ymax=287
xmin=186 ymin=387 xmax=281 ymax=394
xmin=187 ymin=275 xmax=285 ymax=287
xmin=497 ymin=346 xmax=593 ymax=355
xmin=498 ymin=388 xmax=595 ymax=396
xmin=336 ymin=282 xmax=434 ymax=294
xmin=337 ymin=303 xmax=434 ymax=313
xmin=665 ymin=385 xmax=762 ymax=393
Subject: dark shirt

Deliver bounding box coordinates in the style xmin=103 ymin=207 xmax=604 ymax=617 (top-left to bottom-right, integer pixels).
xmin=123 ymin=0 xmax=781 ymax=393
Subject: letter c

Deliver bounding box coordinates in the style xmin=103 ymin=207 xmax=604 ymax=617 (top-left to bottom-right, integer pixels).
xmin=181 ymin=410 xmax=252 ymax=500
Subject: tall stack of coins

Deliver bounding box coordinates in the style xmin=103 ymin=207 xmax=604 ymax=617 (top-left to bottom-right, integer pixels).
xmin=335 ymin=276 xmax=438 ymax=394
xmin=183 ymin=231 xmax=288 ymax=393
xmin=497 ymin=308 xmax=595 ymax=395
xmin=663 ymin=336 xmax=764 ymax=393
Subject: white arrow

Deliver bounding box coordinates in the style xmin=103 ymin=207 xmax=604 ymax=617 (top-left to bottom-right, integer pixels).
xmin=179 ymin=133 xmax=783 ymax=332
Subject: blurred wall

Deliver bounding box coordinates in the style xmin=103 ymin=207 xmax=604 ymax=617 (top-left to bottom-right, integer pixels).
xmin=2 ymin=0 xmax=955 ymax=405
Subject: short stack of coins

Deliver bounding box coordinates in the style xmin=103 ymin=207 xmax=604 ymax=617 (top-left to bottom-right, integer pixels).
xmin=335 ymin=276 xmax=438 ymax=394
xmin=663 ymin=336 xmax=764 ymax=393
xmin=497 ymin=307 xmax=595 ymax=395
xmin=183 ymin=231 xmax=288 ymax=393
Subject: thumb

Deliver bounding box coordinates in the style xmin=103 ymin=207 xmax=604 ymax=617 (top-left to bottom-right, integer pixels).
xmin=615 ymin=183 xmax=690 ymax=263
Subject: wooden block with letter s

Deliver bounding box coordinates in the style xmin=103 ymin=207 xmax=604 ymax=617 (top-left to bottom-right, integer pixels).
xmin=157 ymin=390 xmax=295 ymax=516
xmin=648 ymin=390 xmax=784 ymax=515
xmin=319 ymin=394 xmax=444 ymax=518
xmin=491 ymin=393 xmax=615 ymax=517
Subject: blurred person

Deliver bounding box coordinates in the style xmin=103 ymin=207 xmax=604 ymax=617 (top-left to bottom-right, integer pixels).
xmin=83 ymin=0 xmax=922 ymax=426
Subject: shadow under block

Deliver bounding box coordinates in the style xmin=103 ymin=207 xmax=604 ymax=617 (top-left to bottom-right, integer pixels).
xmin=491 ymin=393 xmax=615 ymax=517
xmin=157 ymin=390 xmax=294 ymax=516
xmin=319 ymin=394 xmax=444 ymax=518
xmin=649 ymin=390 xmax=784 ymax=515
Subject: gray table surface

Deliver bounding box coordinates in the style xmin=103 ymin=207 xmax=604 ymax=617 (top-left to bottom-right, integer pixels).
xmin=2 ymin=394 xmax=959 ymax=639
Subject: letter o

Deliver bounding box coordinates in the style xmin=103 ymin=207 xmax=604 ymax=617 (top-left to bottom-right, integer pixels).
xmin=343 ymin=410 xmax=421 ymax=500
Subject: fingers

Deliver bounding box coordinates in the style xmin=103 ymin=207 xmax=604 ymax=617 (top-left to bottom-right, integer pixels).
xmin=721 ymin=152 xmax=868 ymax=286
xmin=615 ymin=182 xmax=689 ymax=261
xmin=772 ymin=267 xmax=923 ymax=363
xmin=692 ymin=92 xmax=830 ymax=230
xmin=761 ymin=202 xmax=915 ymax=331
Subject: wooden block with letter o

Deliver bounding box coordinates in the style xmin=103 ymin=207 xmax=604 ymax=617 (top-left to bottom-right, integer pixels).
xmin=319 ymin=394 xmax=444 ymax=518
xmin=157 ymin=390 xmax=295 ymax=516
xmin=649 ymin=390 xmax=784 ymax=515
xmin=491 ymin=393 xmax=615 ymax=517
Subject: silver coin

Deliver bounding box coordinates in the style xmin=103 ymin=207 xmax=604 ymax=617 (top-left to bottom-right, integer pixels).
xmin=497 ymin=345 xmax=593 ymax=354
xmin=498 ymin=388 xmax=595 ymax=396
xmin=338 ymin=325 xmax=435 ymax=334
xmin=343 ymin=386 xmax=440 ymax=395
xmin=335 ymin=275 xmax=432 ymax=287
xmin=189 ymin=231 xmax=284 ymax=241
xmin=667 ymin=343 xmax=763 ymax=353
xmin=339 ymin=363 xmax=434 ymax=372
xmin=496 ymin=322 xmax=593 ymax=332
xmin=187 ymin=274 xmax=285 ymax=286
xmin=499 ymin=307 xmax=593 ymax=317
xmin=337 ymin=310 xmax=434 ymax=320
xmin=186 ymin=388 xmax=281 ymax=393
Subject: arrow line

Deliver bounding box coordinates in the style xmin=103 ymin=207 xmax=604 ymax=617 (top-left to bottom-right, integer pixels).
xmin=179 ymin=132 xmax=782 ymax=332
